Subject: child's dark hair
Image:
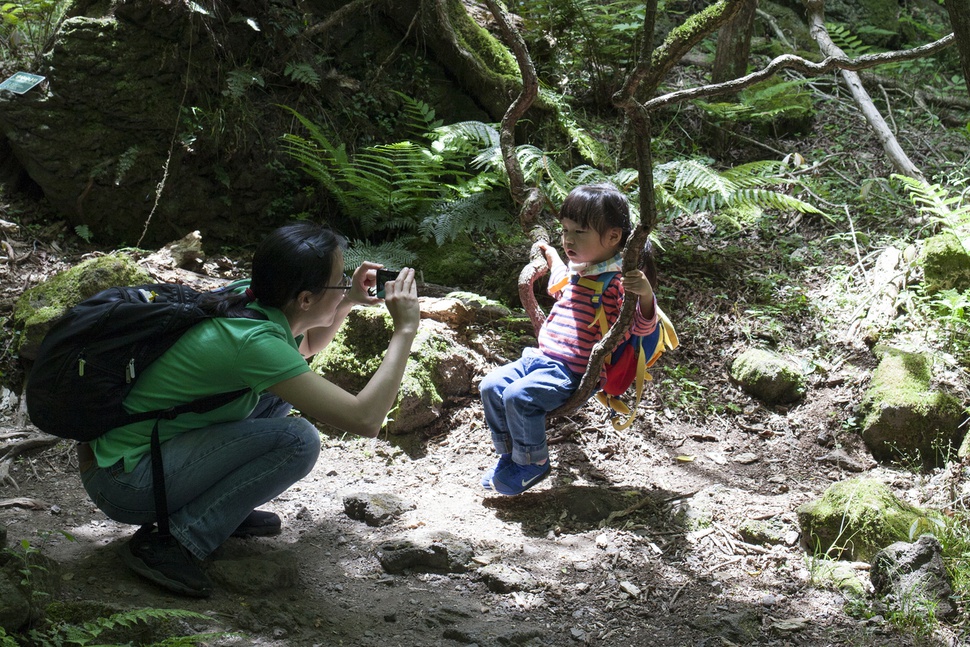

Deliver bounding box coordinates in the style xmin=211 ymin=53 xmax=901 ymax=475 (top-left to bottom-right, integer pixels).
xmin=558 ymin=184 xmax=632 ymax=247
xmin=200 ymin=222 xmax=347 ymax=318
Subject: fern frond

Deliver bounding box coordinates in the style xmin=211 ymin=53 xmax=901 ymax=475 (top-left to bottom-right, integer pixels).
xmin=609 ymin=168 xmax=640 ymax=191
xmin=655 ymin=159 xmax=736 ymax=202
xmin=343 ymin=239 xmax=417 ymax=270
xmin=420 ymin=191 xmax=516 ymax=245
xmin=892 ymin=174 xmax=970 ymax=237
xmin=698 ymin=78 xmax=813 ymax=123
xmin=720 ymin=160 xmax=787 ymax=187
xmin=566 ymin=165 xmax=613 ymax=187
xmin=723 ymin=188 xmax=824 ymax=214
xmin=284 ymin=62 xmax=321 ymax=88
xmin=435 ymin=121 xmax=501 ymax=156
xmin=393 ymin=91 xmax=442 ymax=142
xmin=224 ymin=69 xmax=264 ymax=99
xmin=825 ymin=22 xmax=871 ymax=56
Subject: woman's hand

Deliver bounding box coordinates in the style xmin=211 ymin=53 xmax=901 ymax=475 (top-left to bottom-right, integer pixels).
xmin=382 ymin=267 xmax=420 ymax=335
xmin=347 ymin=262 xmax=382 ymax=305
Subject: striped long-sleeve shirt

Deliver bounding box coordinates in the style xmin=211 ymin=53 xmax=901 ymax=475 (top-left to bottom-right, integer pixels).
xmin=538 ymin=264 xmax=658 ymax=377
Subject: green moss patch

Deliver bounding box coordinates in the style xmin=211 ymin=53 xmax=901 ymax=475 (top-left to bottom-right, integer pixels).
xmin=797 ymin=478 xmax=936 ymax=562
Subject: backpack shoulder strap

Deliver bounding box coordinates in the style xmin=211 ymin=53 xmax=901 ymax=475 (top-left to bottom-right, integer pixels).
xmin=581 ymin=271 xmax=618 ymax=336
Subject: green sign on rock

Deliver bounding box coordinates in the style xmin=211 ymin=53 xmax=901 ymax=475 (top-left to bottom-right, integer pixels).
xmin=0 ymin=71 xmax=45 ymax=95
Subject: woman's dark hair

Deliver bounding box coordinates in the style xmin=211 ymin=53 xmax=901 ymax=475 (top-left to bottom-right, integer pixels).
xmin=558 ymin=184 xmax=632 ymax=247
xmin=199 ymin=222 xmax=347 ymax=318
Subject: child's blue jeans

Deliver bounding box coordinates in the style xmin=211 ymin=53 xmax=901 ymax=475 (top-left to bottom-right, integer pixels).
xmin=80 ymin=393 xmax=320 ymax=560
xmin=480 ymin=348 xmax=582 ymax=465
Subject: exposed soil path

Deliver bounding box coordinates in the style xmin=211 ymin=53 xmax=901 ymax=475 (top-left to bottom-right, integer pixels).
xmin=1 ymin=204 xmax=965 ymax=646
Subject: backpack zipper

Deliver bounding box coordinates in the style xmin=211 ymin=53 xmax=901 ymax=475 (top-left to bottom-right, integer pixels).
xmin=126 ymin=358 xmax=136 ymax=383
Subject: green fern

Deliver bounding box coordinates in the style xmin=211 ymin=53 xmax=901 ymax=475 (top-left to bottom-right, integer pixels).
xmin=393 ymin=91 xmax=442 ymax=142
xmin=656 ymin=159 xmax=823 ymax=219
xmin=434 ymin=121 xmax=502 ymax=169
xmin=282 ymin=103 xmax=475 ymax=237
xmin=696 ymin=78 xmax=813 ymax=124
xmin=224 ymin=68 xmax=264 ymax=99
xmin=420 ymin=191 xmax=516 ymax=245
xmin=433 ymin=122 xmax=823 ymax=227
xmin=825 ymin=22 xmax=872 ymax=56
xmin=23 ymin=607 xmax=227 ymax=646
xmin=892 ymin=174 xmax=970 ymax=238
xmin=284 ymin=62 xmax=320 ymax=88
xmin=343 ymin=239 xmax=417 ymax=271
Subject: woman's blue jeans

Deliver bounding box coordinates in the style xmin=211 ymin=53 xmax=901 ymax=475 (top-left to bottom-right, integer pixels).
xmin=80 ymin=393 xmax=320 ymax=560
xmin=480 ymin=348 xmax=581 ymax=465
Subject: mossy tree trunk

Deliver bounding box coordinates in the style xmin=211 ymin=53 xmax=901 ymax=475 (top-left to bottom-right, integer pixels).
xmin=711 ymin=0 xmax=758 ymax=87
xmin=379 ymin=0 xmax=525 ymax=122
xmin=944 ymin=0 xmax=970 ymax=98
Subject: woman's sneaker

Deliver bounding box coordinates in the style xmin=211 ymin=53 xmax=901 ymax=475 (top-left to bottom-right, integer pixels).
xmin=120 ymin=525 xmax=212 ymax=597
xmin=231 ymin=509 xmax=282 ymax=537
xmin=481 ymin=453 xmax=512 ymax=489
xmin=490 ymin=460 xmax=551 ymax=496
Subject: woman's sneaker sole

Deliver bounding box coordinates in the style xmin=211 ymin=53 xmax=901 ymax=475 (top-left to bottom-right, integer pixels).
xmin=120 ymin=525 xmax=212 ymax=598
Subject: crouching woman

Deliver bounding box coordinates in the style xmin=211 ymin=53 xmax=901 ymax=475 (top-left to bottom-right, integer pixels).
xmin=79 ymin=222 xmax=419 ymax=597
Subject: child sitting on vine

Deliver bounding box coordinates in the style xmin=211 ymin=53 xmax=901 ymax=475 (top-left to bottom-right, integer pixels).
xmin=479 ymin=184 xmax=659 ymax=495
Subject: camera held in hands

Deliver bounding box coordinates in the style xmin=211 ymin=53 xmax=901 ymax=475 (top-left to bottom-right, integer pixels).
xmin=375 ymin=268 xmax=400 ymax=299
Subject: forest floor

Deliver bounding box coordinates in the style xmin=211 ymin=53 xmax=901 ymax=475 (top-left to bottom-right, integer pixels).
xmin=3 ymin=107 xmax=970 ymax=645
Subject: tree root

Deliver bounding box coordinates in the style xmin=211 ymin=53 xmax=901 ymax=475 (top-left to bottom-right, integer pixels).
xmin=0 ymin=431 xmax=61 ymax=488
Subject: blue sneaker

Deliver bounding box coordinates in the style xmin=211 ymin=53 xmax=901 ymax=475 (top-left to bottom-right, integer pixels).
xmin=481 ymin=453 xmax=512 ymax=489
xmin=490 ymin=460 xmax=551 ymax=495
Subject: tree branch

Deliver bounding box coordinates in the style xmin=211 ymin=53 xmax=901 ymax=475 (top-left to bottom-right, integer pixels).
xmin=483 ymin=0 xmax=537 ymax=214
xmin=624 ymin=0 xmax=749 ymax=100
xmin=803 ymin=0 xmax=926 ymax=181
xmin=552 ymin=0 xmax=663 ymax=418
xmin=642 ymin=33 xmax=954 ymax=111
xmin=483 ymin=0 xmax=551 ymax=335
xmin=304 ymin=0 xmax=377 ymax=38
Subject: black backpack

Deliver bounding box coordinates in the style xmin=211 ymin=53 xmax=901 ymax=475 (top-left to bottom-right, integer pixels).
xmin=25 ymin=282 xmax=260 ymax=535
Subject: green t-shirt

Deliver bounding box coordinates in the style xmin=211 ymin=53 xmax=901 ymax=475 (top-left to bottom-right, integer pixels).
xmin=89 ymin=300 xmax=312 ymax=471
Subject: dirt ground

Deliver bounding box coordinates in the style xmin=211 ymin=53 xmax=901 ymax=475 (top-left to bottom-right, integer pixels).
xmin=1 ymin=201 xmax=968 ymax=646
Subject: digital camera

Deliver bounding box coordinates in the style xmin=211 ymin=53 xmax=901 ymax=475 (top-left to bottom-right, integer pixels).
xmin=375 ymin=268 xmax=400 ymax=299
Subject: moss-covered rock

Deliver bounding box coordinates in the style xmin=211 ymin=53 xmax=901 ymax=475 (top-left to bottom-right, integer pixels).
xmin=311 ymin=309 xmax=482 ymax=439
xmin=919 ymin=231 xmax=970 ymax=294
xmin=729 ymin=347 xmax=805 ymax=405
xmin=860 ymin=345 xmax=965 ymax=468
xmin=806 ymin=558 xmax=870 ymax=598
xmin=13 ymin=253 xmax=150 ymax=360
xmin=796 ymin=478 xmax=936 ymax=562
xmin=737 ymin=517 xmax=796 ymax=547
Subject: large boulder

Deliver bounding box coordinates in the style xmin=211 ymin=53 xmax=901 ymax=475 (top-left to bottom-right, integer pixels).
xmin=860 ymin=345 xmax=965 ymax=468
xmin=919 ymin=231 xmax=970 ymax=294
xmin=13 ymin=253 xmax=151 ymax=360
xmin=0 ymin=0 xmax=500 ymax=247
xmin=870 ymin=534 xmax=957 ymax=621
xmin=0 ymin=546 xmax=61 ymax=633
xmin=729 ymin=347 xmax=805 ymax=405
xmin=796 ymin=478 xmax=937 ymax=562
xmin=310 ymin=303 xmax=485 ymax=437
